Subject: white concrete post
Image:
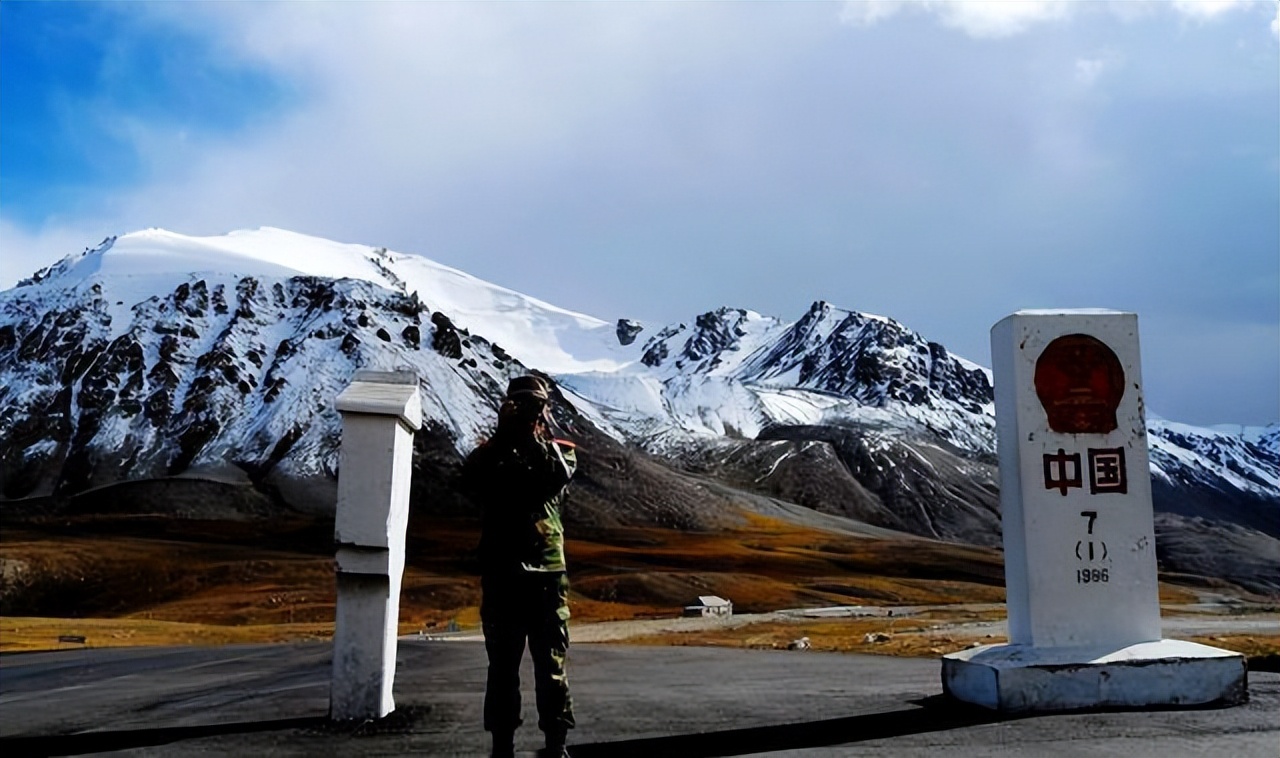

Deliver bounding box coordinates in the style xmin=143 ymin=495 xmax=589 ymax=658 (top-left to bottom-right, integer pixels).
xmin=993 ymin=310 xmax=1161 ymax=648
xmin=942 ymin=310 xmax=1245 ymax=712
xmin=329 ymin=370 xmax=422 ymax=721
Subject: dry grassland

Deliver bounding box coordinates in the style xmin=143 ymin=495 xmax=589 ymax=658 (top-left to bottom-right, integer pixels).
xmin=622 ymin=616 xmax=995 ymax=657
xmin=0 ymin=513 xmax=1265 ymax=658
xmin=1186 ymin=634 xmax=1280 ymax=661
xmin=0 ymin=616 xmax=335 ymax=651
xmin=619 ymin=616 xmax=1280 ymax=661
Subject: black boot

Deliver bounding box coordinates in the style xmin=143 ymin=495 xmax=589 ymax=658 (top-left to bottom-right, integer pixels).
xmin=539 ymin=725 xmax=569 ymax=757
xmin=490 ymin=729 xmax=515 ymax=758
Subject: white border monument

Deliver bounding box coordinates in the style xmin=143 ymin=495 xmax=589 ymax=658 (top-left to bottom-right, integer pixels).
xmin=942 ymin=310 xmax=1246 ymax=712
xmin=329 ymin=370 xmax=422 ymax=721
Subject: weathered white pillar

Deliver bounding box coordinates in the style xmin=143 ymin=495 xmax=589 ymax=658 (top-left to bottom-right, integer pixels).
xmin=943 ymin=310 xmax=1246 ymax=712
xmin=329 ymin=370 xmax=422 ymax=721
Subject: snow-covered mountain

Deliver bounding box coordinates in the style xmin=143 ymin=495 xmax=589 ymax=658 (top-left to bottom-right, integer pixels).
xmin=0 ymin=228 xmax=999 ymax=493
xmin=1 ymin=228 xmax=1276 ymax=590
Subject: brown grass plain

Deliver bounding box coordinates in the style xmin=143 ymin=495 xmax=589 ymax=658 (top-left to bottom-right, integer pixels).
xmin=3 ymin=511 xmax=1274 ymax=662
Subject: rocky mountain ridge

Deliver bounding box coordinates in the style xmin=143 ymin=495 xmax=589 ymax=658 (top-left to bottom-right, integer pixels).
xmin=1 ymin=228 xmax=1276 ymax=593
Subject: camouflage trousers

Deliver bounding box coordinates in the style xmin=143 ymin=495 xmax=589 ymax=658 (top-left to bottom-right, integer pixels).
xmin=480 ymin=570 xmax=574 ymax=735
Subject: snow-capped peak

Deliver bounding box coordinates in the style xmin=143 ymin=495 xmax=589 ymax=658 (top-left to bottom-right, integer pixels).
xmin=19 ymin=227 xmax=638 ymax=375
xmin=26 ymin=227 xmax=397 ymax=291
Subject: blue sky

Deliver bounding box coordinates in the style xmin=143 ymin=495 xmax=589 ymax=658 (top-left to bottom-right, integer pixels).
xmin=1 ymin=1 xmax=1277 ymax=426
xmin=1 ymin=3 xmax=293 ymax=219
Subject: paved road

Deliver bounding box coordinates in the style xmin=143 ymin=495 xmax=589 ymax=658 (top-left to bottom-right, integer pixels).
xmin=2 ymin=640 xmax=1276 ymax=756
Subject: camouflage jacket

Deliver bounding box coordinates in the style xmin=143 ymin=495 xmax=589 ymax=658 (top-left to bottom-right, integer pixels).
xmin=463 ymin=431 xmax=577 ymax=574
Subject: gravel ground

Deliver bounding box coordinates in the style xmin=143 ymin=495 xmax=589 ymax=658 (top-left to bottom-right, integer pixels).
xmin=421 ymin=602 xmax=1278 ymax=645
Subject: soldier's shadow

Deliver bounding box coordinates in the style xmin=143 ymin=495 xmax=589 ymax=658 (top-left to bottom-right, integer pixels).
xmin=568 ymin=695 xmax=1008 ymax=758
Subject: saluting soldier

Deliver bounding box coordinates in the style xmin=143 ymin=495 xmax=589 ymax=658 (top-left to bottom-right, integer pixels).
xmin=462 ymin=375 xmax=578 ymax=758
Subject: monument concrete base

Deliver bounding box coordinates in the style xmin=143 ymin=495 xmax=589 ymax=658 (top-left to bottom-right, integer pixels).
xmin=942 ymin=639 xmax=1247 ymax=712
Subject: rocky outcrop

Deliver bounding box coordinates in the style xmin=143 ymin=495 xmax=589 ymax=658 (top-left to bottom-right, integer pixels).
xmin=0 ymin=272 xmax=521 ymax=503
xmin=753 ymin=424 xmax=1002 ymax=546
xmin=1155 ymin=512 xmax=1280 ymax=596
xmin=616 ymin=319 xmax=643 ymax=346
xmin=740 ymin=301 xmax=992 ymax=411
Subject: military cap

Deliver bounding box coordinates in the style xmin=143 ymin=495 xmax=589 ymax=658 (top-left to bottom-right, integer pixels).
xmin=505 ymin=375 xmax=550 ymax=401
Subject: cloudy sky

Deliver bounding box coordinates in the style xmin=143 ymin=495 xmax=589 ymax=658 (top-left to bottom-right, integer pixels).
xmin=2 ymin=1 xmax=1277 ymax=427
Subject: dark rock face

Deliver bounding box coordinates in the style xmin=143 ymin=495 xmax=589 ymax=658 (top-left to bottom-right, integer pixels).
xmin=638 ymin=308 xmax=759 ymax=373
xmin=1151 ymin=476 xmax=1279 ymax=540
xmin=1149 ymin=427 xmax=1280 ymax=538
xmin=741 ymin=301 xmax=992 ymax=410
xmin=679 ymin=309 xmax=750 ymax=372
xmin=616 ymin=319 xmax=644 ymax=346
xmin=431 ymin=311 xmax=463 ymax=359
xmin=212 ymin=285 xmax=229 ymax=315
xmin=752 ymin=425 xmax=1002 ymax=546
xmin=1 ymin=256 xmax=575 ymax=521
xmin=1154 ymin=512 xmax=1280 ymax=596
xmin=2 ymin=274 xmax=443 ymax=500
xmin=676 ymin=436 xmax=893 ymax=527
xmin=641 ymin=324 xmax=682 ymax=368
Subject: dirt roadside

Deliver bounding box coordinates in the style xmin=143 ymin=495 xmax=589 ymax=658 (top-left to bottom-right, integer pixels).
xmin=420 ymin=601 xmax=1280 ymax=655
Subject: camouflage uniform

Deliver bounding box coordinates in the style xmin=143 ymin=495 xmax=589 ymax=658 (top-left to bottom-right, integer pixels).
xmin=463 ymin=379 xmax=578 ymax=745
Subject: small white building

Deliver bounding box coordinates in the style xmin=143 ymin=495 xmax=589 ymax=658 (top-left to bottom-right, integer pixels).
xmin=683 ymin=595 xmax=733 ymax=618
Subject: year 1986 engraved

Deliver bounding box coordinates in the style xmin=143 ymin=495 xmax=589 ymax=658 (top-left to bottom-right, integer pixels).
xmin=1076 ymin=568 xmax=1109 ymax=584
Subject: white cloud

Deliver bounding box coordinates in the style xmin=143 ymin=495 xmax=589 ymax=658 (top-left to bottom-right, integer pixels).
xmin=841 ymin=0 xmax=1276 ymax=38
xmin=1170 ymin=0 xmax=1280 ymax=40
xmin=1075 ymin=57 xmax=1108 ymax=86
xmin=934 ymin=1 xmax=1071 ymax=38
xmin=1172 ymin=0 xmax=1250 ymax=20
xmin=838 ymin=1 xmax=905 ymax=27
xmin=840 ymin=0 xmax=1071 ymax=37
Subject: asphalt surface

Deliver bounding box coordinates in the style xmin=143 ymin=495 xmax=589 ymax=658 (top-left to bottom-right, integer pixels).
xmin=1 ymin=640 xmax=1276 ymax=757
